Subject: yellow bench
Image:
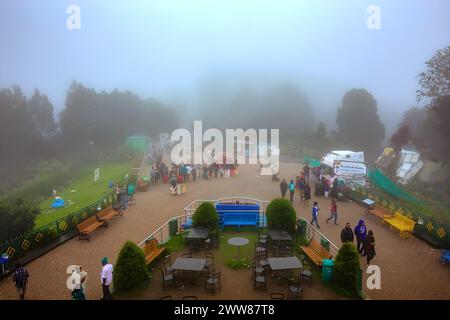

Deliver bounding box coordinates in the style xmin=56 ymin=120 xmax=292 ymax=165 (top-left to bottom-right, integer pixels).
xmin=383 ymin=212 xmax=415 ymax=238
xmin=142 ymin=238 xmax=167 ymax=265
xmin=300 ymin=239 xmax=332 ymax=267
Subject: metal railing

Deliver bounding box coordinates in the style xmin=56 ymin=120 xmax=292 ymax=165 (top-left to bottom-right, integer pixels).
xmin=297 ymin=216 xmax=340 ymax=258
xmin=138 ymin=213 xmax=194 ymax=247
xmin=138 ymin=198 xmax=340 ymax=259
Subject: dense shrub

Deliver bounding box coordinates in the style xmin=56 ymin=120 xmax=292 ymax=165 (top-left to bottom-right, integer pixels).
xmin=113 ymin=241 xmax=149 ymax=292
xmin=192 ymin=202 xmax=218 ymax=230
xmin=333 ymin=242 xmax=361 ymax=294
xmin=266 ymin=198 xmax=297 ymax=233
xmin=0 ymin=199 xmax=40 ymax=242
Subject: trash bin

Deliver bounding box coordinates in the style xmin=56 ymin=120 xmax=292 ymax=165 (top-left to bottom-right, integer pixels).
xmin=169 ymin=219 xmax=178 ymax=236
xmin=127 ymin=184 xmax=135 ymax=195
xmin=322 ymin=259 xmax=334 ymax=283
xmin=297 ymin=219 xmax=307 ymax=237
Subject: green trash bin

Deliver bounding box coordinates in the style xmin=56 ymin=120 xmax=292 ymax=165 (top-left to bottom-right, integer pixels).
xmin=169 ymin=219 xmax=178 ymax=236
xmin=297 ymin=219 xmax=307 ymax=237
xmin=127 ymin=184 xmax=135 ymax=195
xmin=322 ymin=259 xmax=334 ymax=283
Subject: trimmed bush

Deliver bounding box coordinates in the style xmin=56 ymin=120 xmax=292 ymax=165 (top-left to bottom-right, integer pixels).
xmin=266 ymin=198 xmax=297 ymax=233
xmin=113 ymin=241 xmax=149 ymax=292
xmin=333 ymin=242 xmax=361 ymax=294
xmin=192 ymin=202 xmax=218 ymax=230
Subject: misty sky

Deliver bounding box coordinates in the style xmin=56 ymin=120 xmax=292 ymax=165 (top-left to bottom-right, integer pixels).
xmin=1 ymin=0 xmax=449 ymax=135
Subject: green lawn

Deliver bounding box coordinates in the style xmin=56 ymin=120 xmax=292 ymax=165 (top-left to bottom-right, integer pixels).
xmin=34 ymin=160 xmax=132 ymax=229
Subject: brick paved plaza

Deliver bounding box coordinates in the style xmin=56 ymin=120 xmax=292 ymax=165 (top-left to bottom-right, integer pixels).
xmin=0 ymin=162 xmax=449 ymax=300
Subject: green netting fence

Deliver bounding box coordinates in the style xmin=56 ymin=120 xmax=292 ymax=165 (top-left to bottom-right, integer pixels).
xmin=350 ymin=187 xmax=449 ymax=247
xmin=368 ymin=169 xmax=423 ymax=204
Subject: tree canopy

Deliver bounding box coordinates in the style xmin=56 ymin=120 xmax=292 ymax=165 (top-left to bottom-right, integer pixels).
xmin=337 ymin=89 xmax=385 ymax=162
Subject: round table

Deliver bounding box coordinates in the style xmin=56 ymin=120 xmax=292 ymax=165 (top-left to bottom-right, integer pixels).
xmin=227 ymin=237 xmax=249 ymax=260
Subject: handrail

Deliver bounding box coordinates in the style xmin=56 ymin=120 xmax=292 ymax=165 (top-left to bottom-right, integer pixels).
xmin=297 ymin=216 xmax=340 ymax=257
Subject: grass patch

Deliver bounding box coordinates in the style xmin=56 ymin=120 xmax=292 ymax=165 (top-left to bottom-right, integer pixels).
xmin=33 ymin=160 xmax=132 ymax=229
xmin=163 ymin=234 xmax=186 ymax=253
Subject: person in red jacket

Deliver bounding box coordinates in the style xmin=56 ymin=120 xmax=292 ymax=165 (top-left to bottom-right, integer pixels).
xmin=326 ymin=198 xmax=338 ymax=225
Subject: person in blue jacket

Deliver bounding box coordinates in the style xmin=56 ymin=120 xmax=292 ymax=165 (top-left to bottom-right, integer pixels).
xmin=288 ymin=180 xmax=296 ymax=202
xmin=354 ymin=219 xmax=367 ymax=254
xmin=311 ymin=201 xmax=320 ymax=228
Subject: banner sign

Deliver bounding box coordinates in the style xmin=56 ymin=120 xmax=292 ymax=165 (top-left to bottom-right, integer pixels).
xmin=333 ymin=160 xmax=367 ymax=180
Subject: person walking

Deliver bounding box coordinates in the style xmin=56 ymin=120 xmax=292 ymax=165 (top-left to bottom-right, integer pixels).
xmin=280 ymin=179 xmax=288 ymax=198
xmin=192 ymin=165 xmax=198 ymax=182
xmin=363 ymin=230 xmax=376 ymax=264
xmin=303 ymin=184 xmax=311 ymax=206
xmin=100 ymin=257 xmax=113 ymax=300
xmin=310 ymin=201 xmax=320 ymax=228
xmin=12 ymin=263 xmax=29 ymax=300
xmin=354 ymin=220 xmax=367 ymax=255
xmin=288 ymin=180 xmax=296 ymax=202
xmin=303 ymin=163 xmax=311 ymax=184
xmin=326 ymin=198 xmax=338 ymax=225
xmin=340 ymin=223 xmax=354 ymax=243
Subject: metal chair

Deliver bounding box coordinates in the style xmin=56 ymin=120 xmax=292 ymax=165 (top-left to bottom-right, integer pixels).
xmin=253 ymin=269 xmax=267 ymax=292
xmin=300 ymin=265 xmax=312 ymax=287
xmin=270 ymin=292 xmax=285 ymax=300
xmin=205 ymin=271 xmax=221 ymax=293
xmin=182 ymin=252 xmax=193 ymax=258
xmin=163 ymin=254 xmax=173 ymax=274
xmin=161 ymin=267 xmax=175 ymax=289
xmin=203 ymin=252 xmax=215 ymax=273
xmin=251 ymin=260 xmax=264 ymax=280
xmin=287 ymin=279 xmax=303 ymax=299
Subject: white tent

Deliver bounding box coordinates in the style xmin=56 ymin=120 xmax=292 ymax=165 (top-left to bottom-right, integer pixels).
xmin=321 ymin=150 xmax=365 ymax=168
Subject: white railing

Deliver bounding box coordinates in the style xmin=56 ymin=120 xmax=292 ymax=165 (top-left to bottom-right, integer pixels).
xmin=297 ymin=216 xmax=340 ymax=258
xmin=138 ymin=198 xmax=340 ymax=258
xmin=138 ymin=213 xmax=193 ymax=247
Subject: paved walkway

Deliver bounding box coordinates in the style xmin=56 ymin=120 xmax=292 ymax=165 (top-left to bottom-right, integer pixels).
xmin=0 ymin=162 xmax=449 ymax=300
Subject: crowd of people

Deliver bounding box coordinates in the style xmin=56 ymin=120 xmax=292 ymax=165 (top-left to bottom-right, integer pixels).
xmin=148 ymin=151 xmax=239 ymax=191
xmin=278 ymin=162 xmax=377 ymax=266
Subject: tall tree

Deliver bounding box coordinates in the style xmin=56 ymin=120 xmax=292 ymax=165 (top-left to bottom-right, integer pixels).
xmin=336 ymin=89 xmax=385 ymax=162
xmin=416 ymin=46 xmax=450 ymax=168
xmin=28 ymin=89 xmax=57 ymax=137
xmin=0 ymin=86 xmax=43 ymax=186
xmin=399 ymin=107 xmax=427 ymax=140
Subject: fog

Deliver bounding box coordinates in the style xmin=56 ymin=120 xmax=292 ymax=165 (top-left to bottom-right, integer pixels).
xmin=1 ymin=0 xmax=449 ymax=135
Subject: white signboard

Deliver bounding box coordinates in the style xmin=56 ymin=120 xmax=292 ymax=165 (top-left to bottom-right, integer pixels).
xmin=333 ymin=160 xmax=367 ymax=180
xmin=94 ymin=168 xmax=100 ymax=182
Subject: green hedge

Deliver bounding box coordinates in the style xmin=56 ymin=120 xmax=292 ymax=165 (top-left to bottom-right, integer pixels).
xmin=192 ymin=202 xmax=218 ymax=230
xmin=266 ymin=198 xmax=297 ymax=233
xmin=113 ymin=241 xmax=149 ymax=292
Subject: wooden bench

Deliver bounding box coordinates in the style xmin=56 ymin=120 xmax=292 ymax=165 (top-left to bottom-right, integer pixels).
xmin=383 ymin=212 xmax=415 ymax=238
xmin=366 ymin=205 xmax=393 ymax=220
xmin=97 ymin=206 xmax=123 ymax=221
xmin=300 ymin=239 xmax=333 ymax=267
xmin=143 ymin=238 xmax=167 ymax=265
xmin=76 ymin=215 xmax=106 ymax=241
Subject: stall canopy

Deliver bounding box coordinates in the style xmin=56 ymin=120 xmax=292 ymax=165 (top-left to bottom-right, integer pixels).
xmin=321 ymin=150 xmax=365 ymax=168
xmin=303 ymin=156 xmax=321 ymax=167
